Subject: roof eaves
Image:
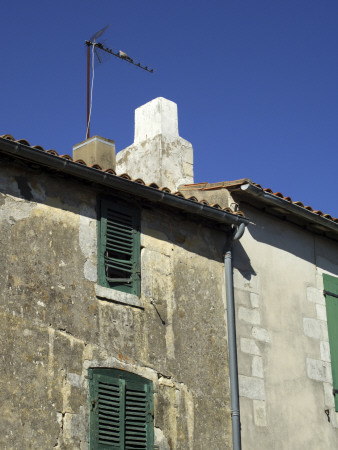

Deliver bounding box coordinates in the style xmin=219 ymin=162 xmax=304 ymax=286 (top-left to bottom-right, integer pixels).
xmin=0 ymin=136 xmax=249 ymax=228
xmin=237 ymin=182 xmax=338 ymax=236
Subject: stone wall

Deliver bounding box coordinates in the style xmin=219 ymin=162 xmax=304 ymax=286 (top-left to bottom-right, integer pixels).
xmin=0 ymin=160 xmax=231 ymax=449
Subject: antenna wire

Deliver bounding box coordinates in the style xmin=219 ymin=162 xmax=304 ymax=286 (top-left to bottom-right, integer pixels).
xmin=86 ymin=44 xmax=95 ymax=139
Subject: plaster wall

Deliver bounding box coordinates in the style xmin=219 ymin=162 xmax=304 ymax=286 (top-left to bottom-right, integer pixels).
xmin=0 ymin=161 xmax=231 ymax=449
xmin=233 ymin=204 xmax=338 ymax=450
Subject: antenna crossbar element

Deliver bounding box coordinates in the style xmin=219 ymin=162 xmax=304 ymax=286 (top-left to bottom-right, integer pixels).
xmin=85 ymin=40 xmax=154 ymax=73
xmin=85 ymin=28 xmax=154 ymax=139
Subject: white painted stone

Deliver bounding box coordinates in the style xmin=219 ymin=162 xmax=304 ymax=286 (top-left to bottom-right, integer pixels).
xmin=330 ymin=409 xmax=338 ymax=429
xmin=306 ymin=358 xmax=332 ymax=383
xmin=116 ymin=98 xmax=194 ymax=191
xmin=306 ymin=286 xmax=325 ymax=305
xmin=303 ymin=318 xmax=328 ymax=341
xmin=320 ymin=341 xmax=331 ymax=363
xmin=239 ymin=375 xmax=265 ymax=400
xmin=79 ymin=212 xmax=97 ymax=259
xmin=0 ymin=196 xmax=36 ymax=224
xmin=154 ymin=427 xmax=170 ymax=450
xmin=323 ymin=383 xmax=335 ymax=408
xmin=321 ymin=321 xmax=329 ymax=341
xmin=316 ymin=273 xmax=324 ymax=291
xmin=252 ymin=327 xmax=270 ymax=343
xmin=95 ymin=285 xmax=143 ymax=308
xmin=240 ymin=338 xmax=261 ymax=356
xmin=316 ymin=304 xmax=327 ymax=321
xmin=134 ymin=97 xmax=179 ymax=143
xmin=183 ymin=161 xmax=194 ymax=178
xmin=68 ymin=373 xmax=83 ymax=388
xmin=238 ymin=307 xmax=261 ymax=325
xmin=233 ymin=270 xmax=259 ymax=292
xmin=84 ymin=260 xmax=97 ymax=282
xmin=253 ymin=400 xmax=267 ymax=427
xmin=250 ymin=292 xmax=260 ymax=308
xmin=252 ymin=356 xmax=264 ymax=378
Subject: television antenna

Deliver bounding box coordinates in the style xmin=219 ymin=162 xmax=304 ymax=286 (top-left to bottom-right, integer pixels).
xmin=85 ymin=25 xmax=154 ymax=139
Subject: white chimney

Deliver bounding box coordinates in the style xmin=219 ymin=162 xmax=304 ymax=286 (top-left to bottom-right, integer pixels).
xmin=116 ymin=97 xmax=193 ymax=191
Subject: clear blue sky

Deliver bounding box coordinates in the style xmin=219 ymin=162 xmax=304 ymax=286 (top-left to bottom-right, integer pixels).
xmin=2 ymin=1 xmax=337 ymax=217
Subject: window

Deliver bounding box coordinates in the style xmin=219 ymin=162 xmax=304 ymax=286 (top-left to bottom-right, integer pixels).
xmin=88 ymin=368 xmax=154 ymax=449
xmin=323 ymin=273 xmax=338 ymax=412
xmin=98 ymin=197 xmax=141 ymax=296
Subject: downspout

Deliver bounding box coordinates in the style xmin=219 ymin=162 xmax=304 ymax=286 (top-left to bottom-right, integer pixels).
xmin=224 ymin=222 xmax=246 ymax=450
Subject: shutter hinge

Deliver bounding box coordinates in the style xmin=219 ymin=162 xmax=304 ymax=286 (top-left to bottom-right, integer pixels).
xmin=333 ymin=389 xmax=338 ymax=396
xmin=324 ymin=289 xmax=338 ymax=299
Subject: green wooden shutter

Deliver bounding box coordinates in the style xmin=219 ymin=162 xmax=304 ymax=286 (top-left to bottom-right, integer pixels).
xmin=323 ymin=274 xmax=338 ymax=412
xmin=98 ymin=198 xmax=140 ymax=296
xmin=89 ymin=369 xmax=154 ymax=449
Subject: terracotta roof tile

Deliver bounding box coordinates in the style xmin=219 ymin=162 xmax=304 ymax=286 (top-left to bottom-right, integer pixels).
xmin=0 ymin=134 xmax=244 ymax=218
xmin=185 ymin=179 xmax=338 ymax=225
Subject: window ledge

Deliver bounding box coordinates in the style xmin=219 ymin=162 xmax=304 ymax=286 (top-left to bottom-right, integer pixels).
xmin=95 ymin=285 xmax=143 ymax=309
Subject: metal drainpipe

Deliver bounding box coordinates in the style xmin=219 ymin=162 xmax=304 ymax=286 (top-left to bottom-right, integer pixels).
xmin=224 ymin=222 xmax=246 ymax=450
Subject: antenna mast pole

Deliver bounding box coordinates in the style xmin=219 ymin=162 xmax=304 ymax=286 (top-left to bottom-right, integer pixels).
xmin=85 ymin=25 xmax=153 ymax=139
xmin=86 ymin=42 xmax=91 ymax=139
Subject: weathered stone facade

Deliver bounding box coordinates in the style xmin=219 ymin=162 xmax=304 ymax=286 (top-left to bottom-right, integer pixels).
xmin=0 ymin=159 xmax=233 ymax=449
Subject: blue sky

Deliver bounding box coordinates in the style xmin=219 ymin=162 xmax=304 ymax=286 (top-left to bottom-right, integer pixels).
xmin=2 ymin=1 xmax=337 ymax=217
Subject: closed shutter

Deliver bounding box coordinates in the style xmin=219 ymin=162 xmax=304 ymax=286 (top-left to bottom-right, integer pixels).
xmin=99 ymin=198 xmax=140 ymax=296
xmin=323 ymin=274 xmax=338 ymax=412
xmin=89 ymin=369 xmax=154 ymax=449
xmin=125 ymin=382 xmax=151 ymax=449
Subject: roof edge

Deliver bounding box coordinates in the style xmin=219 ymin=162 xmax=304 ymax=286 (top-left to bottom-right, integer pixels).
xmin=0 ymin=137 xmax=249 ymax=228
xmin=238 ymin=182 xmax=338 ymax=235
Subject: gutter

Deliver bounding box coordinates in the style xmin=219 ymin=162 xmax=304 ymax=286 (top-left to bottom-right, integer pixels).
xmin=240 ymin=183 xmax=338 ymax=235
xmin=0 ymin=137 xmax=249 ymax=228
xmin=224 ymin=222 xmax=246 ymax=450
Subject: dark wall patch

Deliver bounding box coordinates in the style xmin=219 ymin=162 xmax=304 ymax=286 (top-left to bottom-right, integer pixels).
xmin=15 ymin=177 xmax=33 ymax=201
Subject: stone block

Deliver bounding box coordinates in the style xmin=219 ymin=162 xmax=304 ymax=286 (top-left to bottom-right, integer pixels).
xmin=250 ymin=292 xmax=259 ymax=308
xmin=316 ymin=304 xmax=327 ymax=321
xmin=239 ymin=375 xmax=265 ymax=400
xmin=303 ymin=318 xmax=328 ymax=341
xmin=240 ymin=338 xmax=261 ymax=356
xmin=233 ymin=270 xmax=259 ymax=293
xmin=253 ymin=400 xmax=267 ymax=427
xmin=306 ymin=358 xmax=332 ymax=383
xmin=323 ymin=382 xmax=335 ymax=408
xmin=306 ymin=286 xmax=325 ymax=305
xmin=252 ymin=327 xmax=270 ymax=343
xmin=320 ymin=341 xmax=331 ymax=363
xmin=330 ymin=409 xmax=338 ymax=429
xmin=238 ymin=307 xmax=261 ymax=325
xmin=252 ymin=356 xmax=264 ymax=378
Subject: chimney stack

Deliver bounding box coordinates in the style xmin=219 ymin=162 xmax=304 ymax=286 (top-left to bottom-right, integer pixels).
xmin=116 ymin=98 xmax=193 ymax=191
xmin=73 ymin=135 xmax=116 ymax=171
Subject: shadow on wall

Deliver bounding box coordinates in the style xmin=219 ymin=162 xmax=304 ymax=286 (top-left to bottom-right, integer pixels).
xmin=237 ymin=204 xmax=338 ymax=275
xmin=232 ymin=239 xmax=257 ymax=281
